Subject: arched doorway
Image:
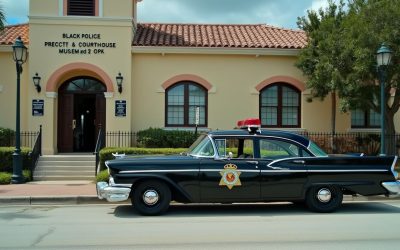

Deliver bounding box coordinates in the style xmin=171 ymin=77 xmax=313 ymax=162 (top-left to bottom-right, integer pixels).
xmin=57 ymin=77 xmax=106 ymax=152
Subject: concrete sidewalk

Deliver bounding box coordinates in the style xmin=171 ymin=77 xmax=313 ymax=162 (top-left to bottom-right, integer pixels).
xmin=0 ymin=181 xmax=398 ymax=205
xmin=0 ymin=181 xmax=108 ymax=205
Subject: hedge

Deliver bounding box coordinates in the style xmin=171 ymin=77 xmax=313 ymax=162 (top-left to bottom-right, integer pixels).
xmin=0 ymin=147 xmax=32 ymax=172
xmin=99 ymin=147 xmax=187 ymax=170
xmin=137 ymin=128 xmax=198 ymax=148
xmin=0 ymin=170 xmax=31 ymax=185
xmin=0 ymin=127 xmax=14 ymax=146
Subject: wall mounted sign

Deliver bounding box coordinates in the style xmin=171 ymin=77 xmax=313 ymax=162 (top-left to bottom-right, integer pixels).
xmin=115 ymin=100 xmax=126 ymax=117
xmin=43 ymin=33 xmax=117 ymax=55
xmin=32 ymin=99 xmax=44 ymax=116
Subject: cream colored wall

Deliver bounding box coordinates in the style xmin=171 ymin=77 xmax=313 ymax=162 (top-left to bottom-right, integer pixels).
xmin=0 ymin=51 xmax=29 ymax=131
xmin=131 ymin=53 xmax=347 ymax=132
xmin=30 ymin=0 xmax=59 ymax=17
xmin=103 ymin=0 xmax=133 ymax=18
xmin=302 ymin=93 xmax=351 ymax=132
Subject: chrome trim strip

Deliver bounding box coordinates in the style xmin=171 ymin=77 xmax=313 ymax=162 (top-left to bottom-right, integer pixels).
xmin=120 ymin=169 xmax=261 ymax=174
xmin=201 ymin=169 xmax=260 ymax=173
xmin=120 ymin=169 xmax=198 ymax=174
xmin=390 ymin=156 xmax=399 ymax=179
xmin=308 ymin=169 xmax=387 ymax=173
xmin=267 ymin=157 xmax=315 ymax=167
xmin=262 ymin=170 xmax=307 ymax=173
xmin=120 ymin=168 xmax=387 ymax=174
xmin=262 ymin=169 xmax=387 ymax=173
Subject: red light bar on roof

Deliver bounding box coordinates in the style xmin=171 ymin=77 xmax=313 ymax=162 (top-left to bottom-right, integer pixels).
xmin=237 ymin=118 xmax=261 ymax=130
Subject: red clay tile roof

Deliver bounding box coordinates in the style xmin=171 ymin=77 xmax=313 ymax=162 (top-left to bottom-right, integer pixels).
xmin=133 ymin=23 xmax=307 ymax=49
xmin=0 ymin=23 xmax=307 ymax=49
xmin=0 ymin=24 xmax=29 ymax=45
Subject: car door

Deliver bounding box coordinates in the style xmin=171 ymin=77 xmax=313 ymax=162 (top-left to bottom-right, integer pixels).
xmin=257 ymin=137 xmax=310 ymax=199
xmin=199 ymin=137 xmax=261 ymax=202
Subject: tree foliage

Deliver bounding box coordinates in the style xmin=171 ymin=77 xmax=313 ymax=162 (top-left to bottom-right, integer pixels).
xmin=0 ymin=3 xmax=5 ymax=31
xmin=296 ymin=0 xmax=400 ymax=154
xmin=296 ymin=0 xmax=349 ymax=101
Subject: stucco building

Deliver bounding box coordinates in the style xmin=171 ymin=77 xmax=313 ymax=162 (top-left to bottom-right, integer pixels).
xmin=0 ymin=0 xmax=399 ymax=155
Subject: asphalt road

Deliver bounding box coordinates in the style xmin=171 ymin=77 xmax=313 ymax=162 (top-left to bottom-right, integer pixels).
xmin=1 ymin=201 xmax=400 ymax=249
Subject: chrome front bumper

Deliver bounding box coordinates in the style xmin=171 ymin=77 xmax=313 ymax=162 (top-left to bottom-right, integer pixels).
xmin=96 ymin=181 xmax=131 ymax=202
xmin=382 ymin=181 xmax=400 ymax=197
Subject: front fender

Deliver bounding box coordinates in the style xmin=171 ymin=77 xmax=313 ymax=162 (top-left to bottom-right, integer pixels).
xmin=116 ymin=173 xmax=196 ymax=203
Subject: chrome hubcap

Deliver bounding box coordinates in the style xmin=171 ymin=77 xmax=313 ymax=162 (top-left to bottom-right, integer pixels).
xmin=143 ymin=190 xmax=159 ymax=205
xmin=317 ymin=188 xmax=332 ymax=203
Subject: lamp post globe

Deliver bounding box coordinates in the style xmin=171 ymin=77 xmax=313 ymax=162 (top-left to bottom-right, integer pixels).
xmin=376 ymin=43 xmax=392 ymax=156
xmin=11 ymin=37 xmax=27 ymax=184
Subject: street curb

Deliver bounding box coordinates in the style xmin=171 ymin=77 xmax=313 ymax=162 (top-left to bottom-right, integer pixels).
xmin=0 ymin=195 xmax=398 ymax=205
xmin=0 ymin=196 xmax=107 ymax=205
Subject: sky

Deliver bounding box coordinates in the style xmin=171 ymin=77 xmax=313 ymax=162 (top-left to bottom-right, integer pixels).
xmin=0 ymin=0 xmax=335 ymax=29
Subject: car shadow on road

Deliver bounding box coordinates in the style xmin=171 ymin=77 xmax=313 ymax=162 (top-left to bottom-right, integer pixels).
xmin=112 ymin=201 xmax=400 ymax=218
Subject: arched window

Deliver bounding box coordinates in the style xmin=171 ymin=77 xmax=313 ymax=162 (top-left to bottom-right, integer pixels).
xmin=259 ymin=83 xmax=300 ymax=128
xmin=166 ymin=81 xmax=207 ymax=127
xmin=59 ymin=77 xmax=106 ymax=93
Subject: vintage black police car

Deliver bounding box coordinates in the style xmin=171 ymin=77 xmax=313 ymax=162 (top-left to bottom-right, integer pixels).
xmin=97 ymin=118 xmax=399 ymax=215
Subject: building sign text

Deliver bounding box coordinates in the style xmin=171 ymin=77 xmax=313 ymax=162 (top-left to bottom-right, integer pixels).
xmin=44 ymin=33 xmax=117 ymax=55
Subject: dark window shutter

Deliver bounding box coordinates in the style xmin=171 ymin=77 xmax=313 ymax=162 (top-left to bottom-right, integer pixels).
xmin=68 ymin=0 xmax=95 ymax=16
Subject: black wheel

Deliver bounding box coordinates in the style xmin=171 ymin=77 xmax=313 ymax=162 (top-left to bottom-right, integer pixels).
xmin=306 ymin=185 xmax=343 ymax=213
xmin=132 ymin=180 xmax=171 ymax=215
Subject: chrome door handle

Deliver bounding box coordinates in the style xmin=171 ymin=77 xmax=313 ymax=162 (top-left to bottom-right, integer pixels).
xmin=292 ymin=160 xmax=305 ymax=164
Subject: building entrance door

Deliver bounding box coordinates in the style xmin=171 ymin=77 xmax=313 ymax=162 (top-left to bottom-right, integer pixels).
xmin=57 ymin=77 xmax=106 ymax=153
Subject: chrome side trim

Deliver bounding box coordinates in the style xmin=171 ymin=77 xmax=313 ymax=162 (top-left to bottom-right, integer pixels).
xmin=120 ymin=169 xmax=198 ymax=174
xmin=390 ymin=156 xmax=398 ymax=179
xmin=120 ymin=169 xmax=261 ymax=174
xmin=308 ymin=169 xmax=388 ymax=173
xmin=261 ymin=169 xmax=387 ymax=173
xmin=267 ymin=157 xmax=315 ymax=167
xmin=262 ymin=170 xmax=307 ymax=173
xmin=119 ymin=168 xmax=387 ymax=174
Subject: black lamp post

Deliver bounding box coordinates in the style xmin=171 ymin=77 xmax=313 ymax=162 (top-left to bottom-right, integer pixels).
xmin=11 ymin=36 xmax=28 ymax=184
xmin=376 ymin=43 xmax=392 ymax=156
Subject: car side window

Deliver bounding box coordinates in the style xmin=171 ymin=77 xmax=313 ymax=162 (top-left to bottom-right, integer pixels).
xmin=259 ymin=139 xmax=307 ymax=159
xmin=215 ymin=138 xmax=254 ymax=159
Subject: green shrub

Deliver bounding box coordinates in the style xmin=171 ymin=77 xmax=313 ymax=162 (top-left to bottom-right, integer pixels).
xmin=0 ymin=147 xmax=32 ymax=172
xmin=137 ymin=128 xmax=198 ymax=148
xmin=0 ymin=127 xmax=14 ymax=146
xmin=23 ymin=170 xmax=31 ymax=182
xmin=99 ymin=147 xmax=187 ymax=170
xmin=96 ymin=170 xmax=110 ymax=182
xmin=0 ymin=170 xmax=31 ymax=185
xmin=0 ymin=172 xmax=11 ymax=184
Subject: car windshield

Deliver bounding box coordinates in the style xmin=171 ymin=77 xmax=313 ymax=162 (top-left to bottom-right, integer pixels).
xmin=187 ymin=134 xmax=215 ymax=157
xmin=307 ymin=141 xmax=328 ymax=157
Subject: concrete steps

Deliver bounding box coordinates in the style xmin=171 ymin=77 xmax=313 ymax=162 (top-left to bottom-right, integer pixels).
xmin=33 ymin=155 xmax=95 ymax=181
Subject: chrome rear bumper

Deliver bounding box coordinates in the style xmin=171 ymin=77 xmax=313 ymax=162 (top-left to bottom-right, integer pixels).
xmin=96 ymin=181 xmax=131 ymax=202
xmin=382 ymin=181 xmax=400 ymax=197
